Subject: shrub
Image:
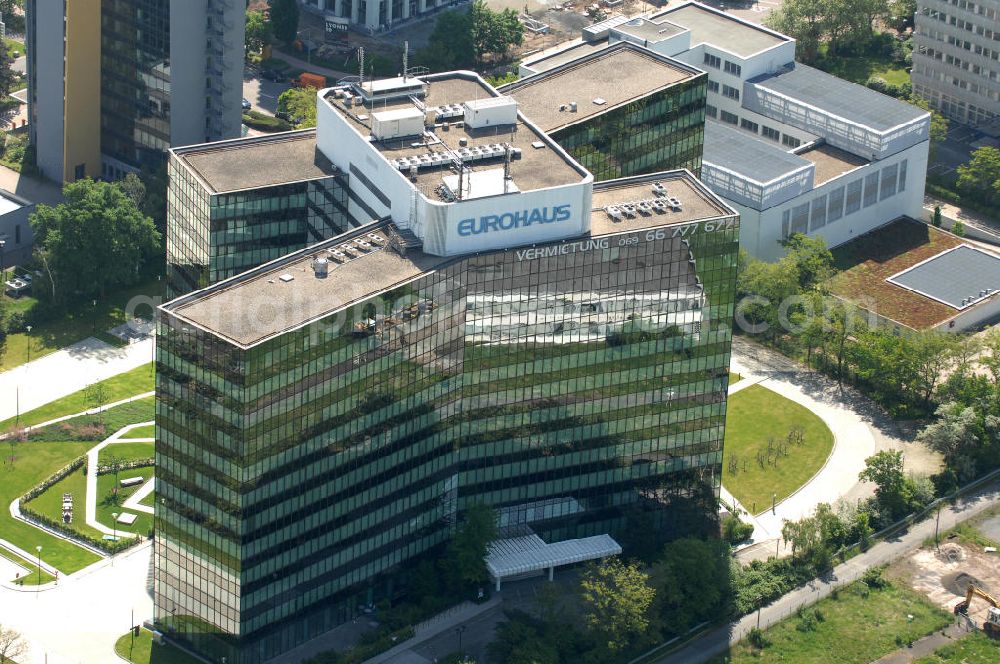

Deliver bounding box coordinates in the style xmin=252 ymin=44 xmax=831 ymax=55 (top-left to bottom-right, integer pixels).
xmin=241 ymin=111 xmax=293 ymax=132
xmin=747 ymin=627 xmax=770 ymax=649
xmin=722 ymin=514 xmax=755 ymax=545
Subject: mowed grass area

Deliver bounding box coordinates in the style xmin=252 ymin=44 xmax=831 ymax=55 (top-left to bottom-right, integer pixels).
xmin=720 ymin=580 xmax=951 ymax=663
xmin=0 ymin=276 xmax=164 ymax=371
xmin=124 ymin=424 xmax=156 ymax=439
xmin=115 ymin=629 xmax=202 ymax=664
xmin=815 ymin=49 xmax=911 ymax=88
xmin=723 ymin=384 xmax=834 ymax=513
xmin=24 ymin=465 xmax=105 ymax=541
xmin=0 ymin=442 xmax=101 ymax=573
xmin=96 ymin=465 xmax=154 ymax=536
xmin=0 ymin=545 xmax=56 ymax=585
xmin=916 ymin=631 xmax=1000 ymax=663
xmin=729 ymin=372 xmax=742 ymax=385
xmin=99 ymin=441 xmax=155 ymax=466
xmin=0 ymin=363 xmax=155 ymax=431
xmin=26 ymin=397 xmax=155 ymax=442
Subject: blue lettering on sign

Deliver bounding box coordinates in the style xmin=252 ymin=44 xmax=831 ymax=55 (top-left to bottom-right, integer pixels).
xmin=457 ymin=205 xmax=572 ymax=236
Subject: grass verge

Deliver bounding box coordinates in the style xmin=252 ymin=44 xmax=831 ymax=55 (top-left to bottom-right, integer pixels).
xmin=0 ymin=442 xmax=101 ymax=573
xmin=122 ymin=424 xmax=155 ymax=439
xmin=0 ymin=364 xmax=154 ymax=431
xmin=723 ymin=384 xmax=835 ymax=513
xmin=0 ymin=544 xmax=56 ymax=585
xmin=720 ymin=579 xmax=951 ymax=663
xmin=915 ymin=631 xmax=1000 ymax=663
xmin=114 ymin=629 xmax=203 ymax=664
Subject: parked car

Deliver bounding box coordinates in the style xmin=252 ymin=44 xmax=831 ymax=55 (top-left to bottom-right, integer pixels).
xmin=242 ymin=97 xmax=252 ymax=110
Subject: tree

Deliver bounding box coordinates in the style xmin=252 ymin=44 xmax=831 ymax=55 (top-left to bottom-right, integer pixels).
xmin=859 ymin=450 xmax=907 ymax=517
xmin=918 ymin=402 xmax=994 ymax=482
xmin=765 ymin=0 xmax=828 ymax=63
xmin=119 ymin=172 xmax=146 ymax=209
xmin=956 ymin=146 xmax=1000 ymax=206
xmin=579 ymin=557 xmax=655 ymax=651
xmin=277 ymin=87 xmax=318 ymax=128
xmin=0 ymin=42 xmax=18 ymax=99
xmin=268 ymin=0 xmax=299 ymax=44
xmin=0 ymin=0 xmax=24 ymax=35
xmin=651 ymin=538 xmax=730 ymax=635
xmin=0 ymin=623 xmax=27 ymax=664
xmin=735 ymin=258 xmax=800 ymax=339
xmin=245 ymin=9 xmax=272 ymax=55
xmin=781 ymin=233 xmax=835 ymax=291
xmin=418 ymin=10 xmax=476 ymax=71
xmin=447 ymin=503 xmax=497 ymax=588
xmin=29 ymin=179 xmax=161 ymax=303
xmin=84 ymin=382 xmax=110 ymax=424
xmin=470 ymin=0 xmax=524 ymax=64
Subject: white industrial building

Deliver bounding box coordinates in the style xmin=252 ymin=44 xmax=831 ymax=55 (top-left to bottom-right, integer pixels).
xmin=521 ymin=2 xmax=932 ymax=261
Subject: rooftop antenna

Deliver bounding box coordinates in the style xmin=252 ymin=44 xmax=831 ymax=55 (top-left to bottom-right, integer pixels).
xmin=358 ymin=46 xmax=365 ymax=92
xmin=403 ymin=41 xmax=409 ymax=82
xmin=503 ymin=144 xmax=512 ymax=194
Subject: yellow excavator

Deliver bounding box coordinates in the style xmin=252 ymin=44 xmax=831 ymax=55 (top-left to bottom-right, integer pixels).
xmin=954 ymin=584 xmax=1000 ymax=638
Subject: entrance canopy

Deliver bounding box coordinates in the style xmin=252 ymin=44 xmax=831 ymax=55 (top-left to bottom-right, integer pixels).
xmin=485 ymin=533 xmax=622 ymax=590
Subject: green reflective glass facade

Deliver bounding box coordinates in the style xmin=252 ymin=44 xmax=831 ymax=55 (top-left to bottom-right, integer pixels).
xmin=166 ymin=158 xmax=352 ymax=297
xmin=154 ymin=217 xmax=738 ymax=663
xmin=552 ymin=77 xmax=707 ymax=182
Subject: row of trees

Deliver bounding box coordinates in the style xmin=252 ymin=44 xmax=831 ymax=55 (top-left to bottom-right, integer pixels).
xmin=736 ymin=234 xmax=990 ymax=419
xmin=956 ymin=146 xmax=1000 ymax=208
xmin=416 ymin=1 xmax=524 ymax=72
xmin=765 ymin=0 xmax=915 ymax=63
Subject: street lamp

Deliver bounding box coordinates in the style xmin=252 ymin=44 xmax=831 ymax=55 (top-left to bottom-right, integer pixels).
xmin=455 ymin=625 xmax=467 ymax=655
xmin=92 ymin=299 xmax=97 ymax=333
xmin=0 ymin=238 xmax=6 ymax=289
xmin=35 ymin=545 xmax=41 ymax=595
xmin=25 ymin=324 xmax=32 ymax=364
xmin=112 ymin=512 xmax=118 ymax=566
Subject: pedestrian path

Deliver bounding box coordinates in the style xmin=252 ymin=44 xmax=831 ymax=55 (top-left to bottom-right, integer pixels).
xmin=0 ymin=336 xmax=153 ymax=423
xmin=84 ymin=423 xmax=155 ymax=538
xmin=122 ymin=477 xmax=155 ymax=515
xmin=724 ymin=347 xmax=878 ymax=556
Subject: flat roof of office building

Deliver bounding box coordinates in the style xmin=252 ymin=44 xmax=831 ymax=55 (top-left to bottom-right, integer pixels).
xmin=750 ymin=63 xmax=928 ymax=132
xmin=324 ymin=73 xmax=587 ymax=197
xmin=165 ymin=171 xmax=734 ymax=347
xmin=703 ymin=121 xmax=811 ymax=184
xmin=613 ymin=17 xmax=686 ymax=43
xmin=656 ymin=3 xmax=789 ymax=57
xmin=172 ymin=130 xmax=337 ymax=194
xmin=887 ymin=245 xmax=1000 ymax=310
xmin=797 ymin=144 xmax=868 ymax=185
xmin=521 ymin=40 xmax=613 ymax=74
xmin=503 ymin=43 xmax=701 ymax=133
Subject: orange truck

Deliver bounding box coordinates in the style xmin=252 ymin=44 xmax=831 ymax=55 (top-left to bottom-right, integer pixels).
xmin=296 ymin=72 xmax=327 ymax=89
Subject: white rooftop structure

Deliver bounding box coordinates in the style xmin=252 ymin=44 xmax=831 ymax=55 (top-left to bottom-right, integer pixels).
xmin=485 ymin=533 xmax=622 ymax=590
xmin=442 ymin=168 xmax=519 ymax=200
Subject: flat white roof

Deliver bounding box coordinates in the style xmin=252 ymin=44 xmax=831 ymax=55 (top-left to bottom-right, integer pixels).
xmin=372 ymin=107 xmax=425 ymax=122
xmin=0 ymin=193 xmax=23 ymax=216
xmin=362 ymin=76 xmax=425 ymax=93
xmin=485 ymin=533 xmax=622 ymax=580
xmin=442 ymin=168 xmax=519 ymax=200
xmin=464 ymin=95 xmax=517 ymax=110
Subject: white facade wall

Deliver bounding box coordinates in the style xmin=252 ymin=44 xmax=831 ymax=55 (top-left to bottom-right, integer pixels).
xmin=317 ymin=89 xmax=592 ymax=257
xmin=734 ymin=141 xmax=929 ymax=261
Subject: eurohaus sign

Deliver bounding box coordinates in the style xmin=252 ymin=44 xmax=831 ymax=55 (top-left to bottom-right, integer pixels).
xmin=457 ymin=204 xmax=572 ymax=236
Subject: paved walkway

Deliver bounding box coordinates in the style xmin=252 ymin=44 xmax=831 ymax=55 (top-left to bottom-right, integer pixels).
xmin=122 ymin=477 xmax=156 ymax=516
xmin=0 ymin=541 xmax=154 ymax=664
xmin=657 ymin=477 xmax=1000 ymax=663
xmin=84 ymin=424 xmax=155 ymax=538
xmin=0 ymin=336 xmax=154 ymax=423
xmin=724 ymin=339 xmax=882 ymax=555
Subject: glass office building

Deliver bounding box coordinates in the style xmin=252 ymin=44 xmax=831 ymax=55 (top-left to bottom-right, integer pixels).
xmin=551 ymin=76 xmax=706 ymax=181
xmin=155 ymin=173 xmax=739 ymax=663
xmin=166 ymin=132 xmax=355 ymax=296
xmin=503 ymin=43 xmax=707 ymax=182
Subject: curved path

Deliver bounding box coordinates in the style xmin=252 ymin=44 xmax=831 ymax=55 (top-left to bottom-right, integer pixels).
xmin=725 ymin=338 xmax=909 ymax=558
xmin=84 ymin=422 xmax=155 ymax=538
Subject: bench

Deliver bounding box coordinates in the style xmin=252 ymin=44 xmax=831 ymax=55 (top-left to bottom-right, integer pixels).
xmin=120 ymin=477 xmax=144 ymax=487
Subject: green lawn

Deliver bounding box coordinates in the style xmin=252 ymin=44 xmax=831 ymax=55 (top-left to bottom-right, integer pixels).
xmin=124 ymin=424 xmax=156 ymax=439
xmin=729 ymin=372 xmax=742 ymax=385
xmin=916 ymin=631 xmax=1000 ymax=663
xmin=0 ymin=442 xmax=101 ymax=573
xmin=24 ymin=464 xmax=106 ymax=541
xmin=723 ymin=384 xmax=835 ymax=514
xmin=99 ymin=441 xmax=154 ymax=466
xmin=815 ymin=50 xmax=911 ymax=88
xmin=115 ymin=629 xmax=202 ymax=664
xmin=95 ymin=465 xmax=154 ymax=537
xmin=720 ymin=581 xmax=951 ymax=663
xmin=4 ymin=36 xmax=24 ymax=59
xmin=0 ymin=545 xmax=56 ymax=585
xmin=26 ymin=397 xmax=155 ymax=442
xmin=139 ymin=489 xmax=156 ymax=508
xmin=0 ymin=363 xmax=155 ymax=432
xmin=0 ymin=276 xmax=164 ymax=371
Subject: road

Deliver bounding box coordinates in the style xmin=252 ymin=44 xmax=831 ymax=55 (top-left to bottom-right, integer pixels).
xmin=656 ymin=477 xmax=1000 ymax=663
